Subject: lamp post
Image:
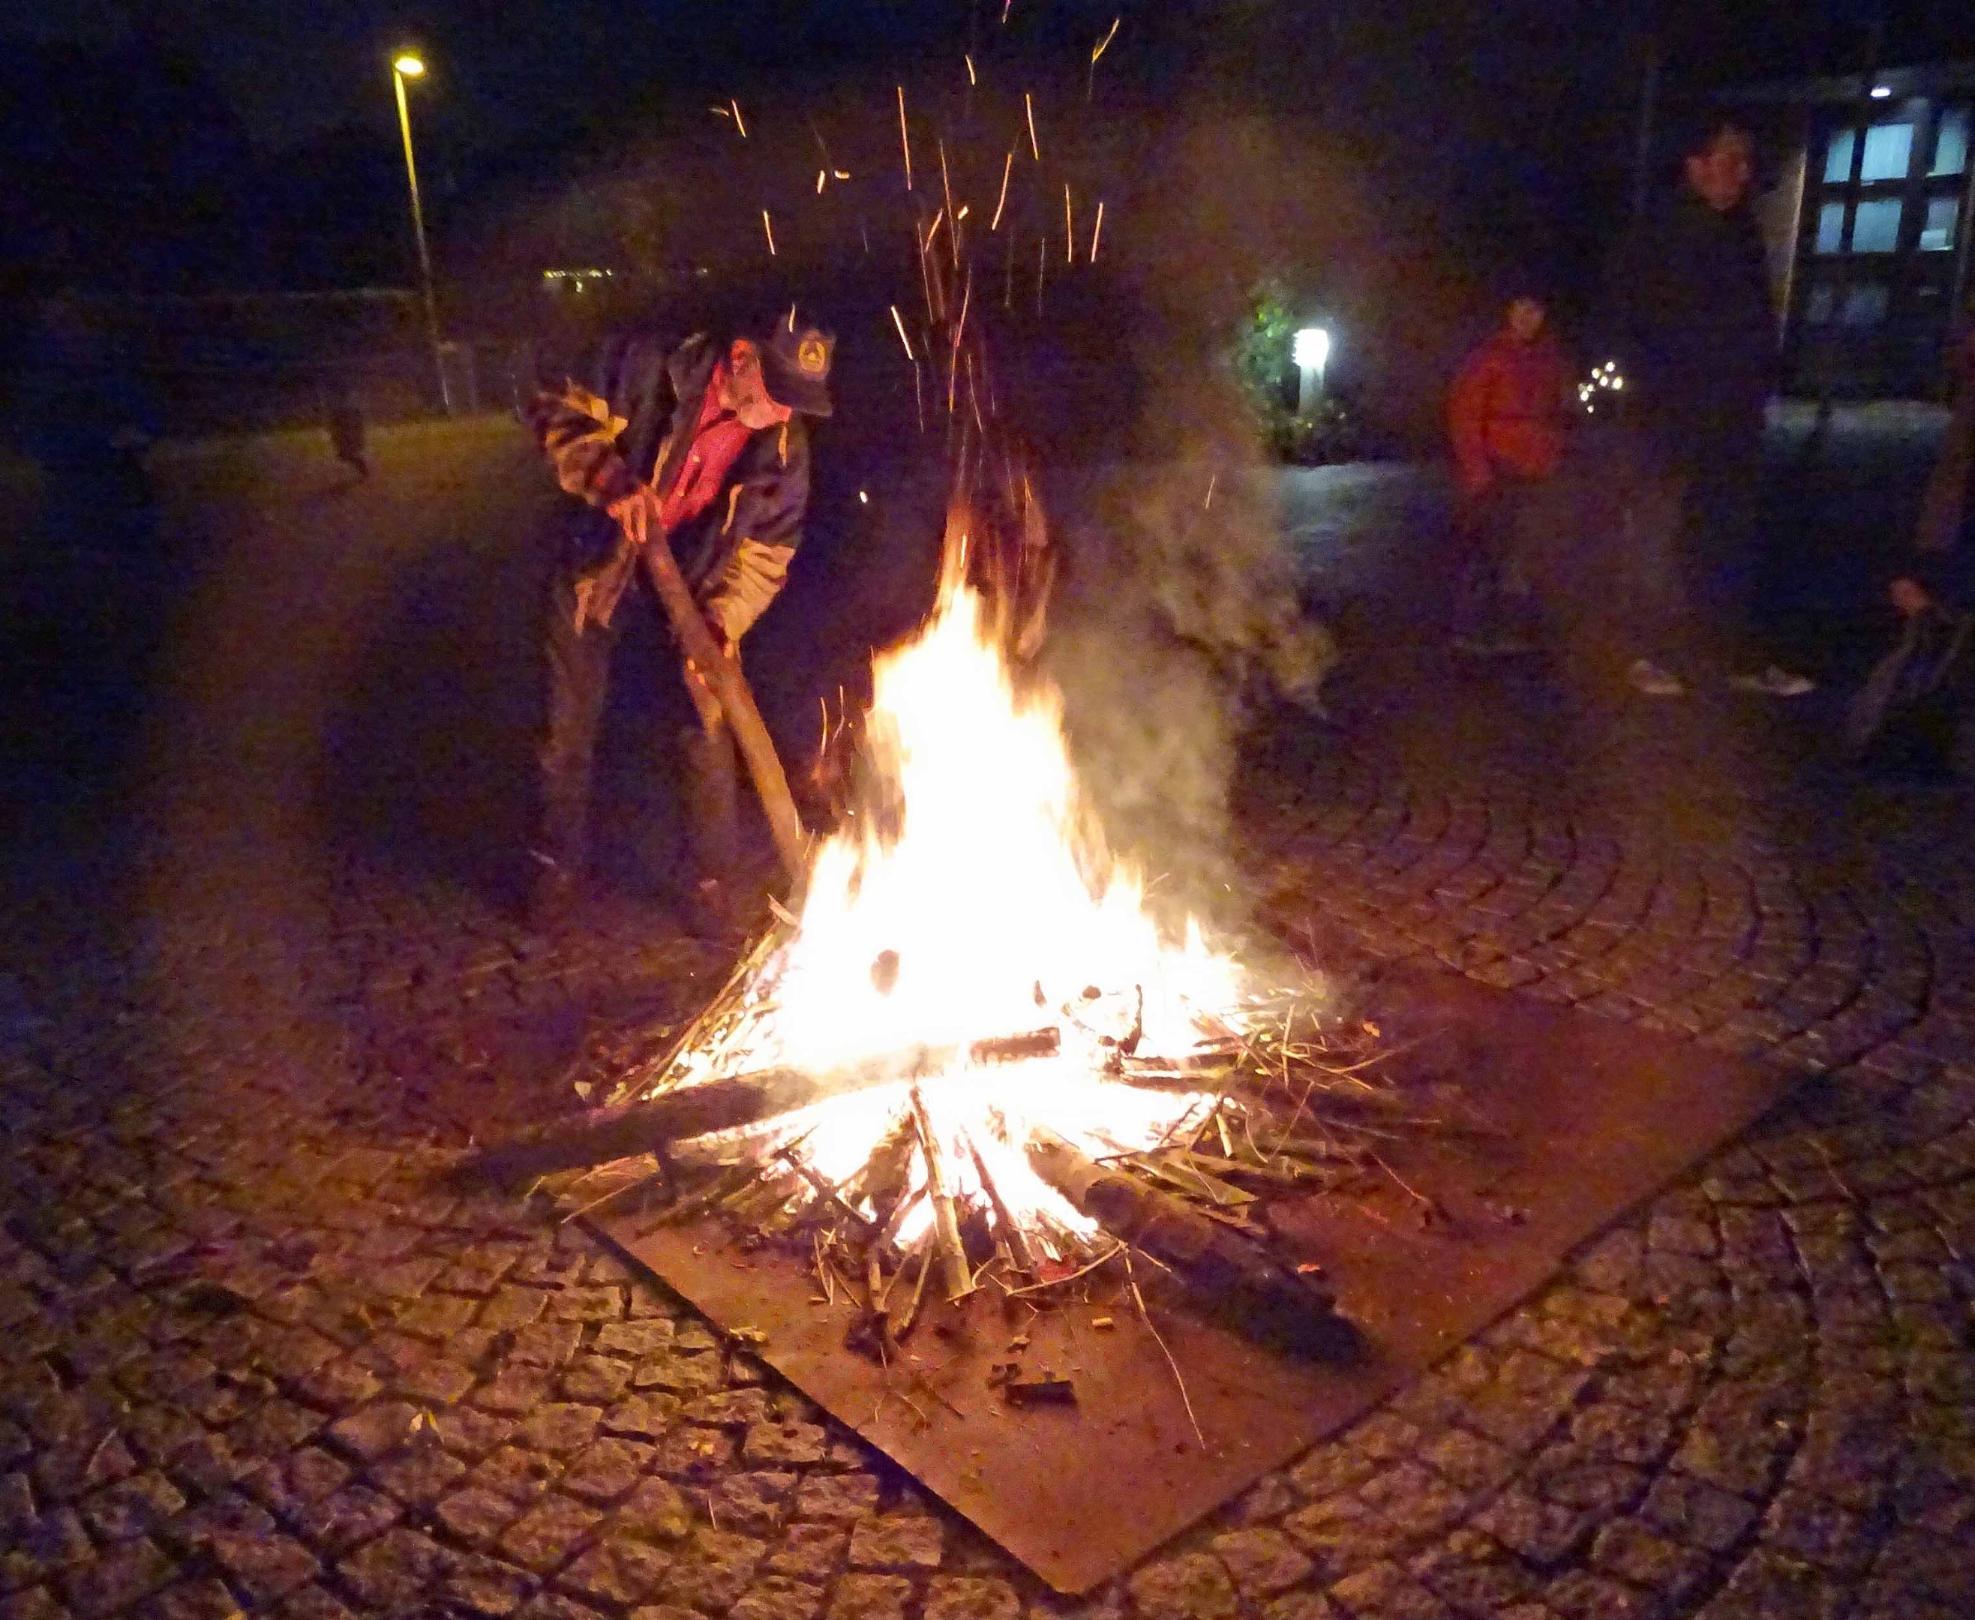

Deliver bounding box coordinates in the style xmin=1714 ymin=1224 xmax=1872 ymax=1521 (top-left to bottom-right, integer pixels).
xmin=391 ymin=51 xmax=452 ymax=413
xmin=1292 ymin=326 xmax=1331 ymax=415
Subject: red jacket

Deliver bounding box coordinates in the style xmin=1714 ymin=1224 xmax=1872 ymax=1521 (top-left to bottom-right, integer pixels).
xmin=1447 ymin=331 xmax=1570 ymax=493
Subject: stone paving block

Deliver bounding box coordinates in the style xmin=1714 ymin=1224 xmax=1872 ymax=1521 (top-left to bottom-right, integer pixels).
xmin=597 ymin=1321 xmax=676 ymax=1359
xmin=516 ymin=1404 xmax=603 ymax=1458
xmin=441 ymin=1551 xmax=536 ymax=1617
xmin=848 ymin=1515 xmax=944 ymax=1573
xmin=923 ymin=1576 xmax=1020 ymax=1620
xmin=767 ymin=1525 xmax=848 ymax=1583
xmin=208 ymin=1528 xmax=322 ymax=1601
xmin=77 ymin=1471 xmax=186 ymax=1542
xmin=368 ymin=1442 xmax=468 ymax=1508
xmin=559 ymin=1357 xmax=633 ymax=1405
xmin=59 ymin=1537 xmax=174 ymax=1619
xmin=603 ymin=1394 xmax=681 ymax=1440
xmin=327 ymin=1401 xmax=420 ymax=1463
xmin=1209 ymin=1529 xmax=1313 ymax=1598
xmin=659 ymin=1528 xmax=767 ymax=1612
xmin=1127 ymin=1555 xmax=1237 ymax=1620
xmin=1325 ymin=1561 xmax=1455 ymax=1620
xmin=708 ymin=1470 xmax=799 ymax=1536
xmin=1641 ymin=1473 xmax=1759 ymax=1554
xmin=558 ymin=1535 xmax=674 ymax=1607
xmin=501 ymin=1494 xmax=604 ymax=1575
xmin=337 ymin=1527 xmax=460 ymax=1610
xmin=825 ymin=1574 xmax=913 ymax=1620
xmin=743 ymin=1421 xmax=828 ymax=1466
xmin=289 ymin=1484 xmax=402 ymax=1555
xmin=616 ymin=1476 xmax=695 ymax=1543
xmin=561 ymin=1436 xmax=653 ymax=1504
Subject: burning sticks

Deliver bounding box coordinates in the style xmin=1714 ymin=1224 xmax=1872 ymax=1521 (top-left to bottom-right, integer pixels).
xmin=467 ymin=979 xmax=1396 ymax=1365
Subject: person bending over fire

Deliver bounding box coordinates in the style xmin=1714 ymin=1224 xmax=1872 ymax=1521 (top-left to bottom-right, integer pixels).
xmin=525 ymin=316 xmax=834 ymax=934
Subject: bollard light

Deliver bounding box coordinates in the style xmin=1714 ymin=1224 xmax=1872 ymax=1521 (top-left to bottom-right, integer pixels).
xmin=1292 ymin=326 xmax=1331 ymax=414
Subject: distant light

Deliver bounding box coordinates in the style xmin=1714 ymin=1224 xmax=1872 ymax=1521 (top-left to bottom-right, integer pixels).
xmin=1292 ymin=327 xmax=1331 ymax=371
xmin=393 ymin=53 xmax=426 ymax=77
xmin=1870 ymin=84 xmax=1891 ymax=99
xmin=858 ymin=490 xmax=870 ymax=504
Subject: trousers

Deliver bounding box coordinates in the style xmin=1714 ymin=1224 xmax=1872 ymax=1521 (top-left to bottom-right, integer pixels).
xmin=1623 ymin=425 xmax=1766 ymax=670
xmin=537 ymin=566 xmax=740 ymax=887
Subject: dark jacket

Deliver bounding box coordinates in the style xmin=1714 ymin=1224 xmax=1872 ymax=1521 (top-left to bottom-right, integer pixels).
xmin=527 ymin=332 xmax=810 ymax=639
xmin=1608 ymin=190 xmax=1777 ymax=461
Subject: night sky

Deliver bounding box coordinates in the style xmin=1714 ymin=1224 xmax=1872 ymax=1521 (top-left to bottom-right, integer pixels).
xmin=6 ymin=0 xmax=1975 ymax=355
xmin=14 ymin=0 xmax=1974 ymax=154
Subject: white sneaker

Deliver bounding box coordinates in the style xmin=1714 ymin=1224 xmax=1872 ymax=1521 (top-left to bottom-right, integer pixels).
xmin=1627 ymin=658 xmax=1687 ymax=697
xmin=1728 ymin=664 xmax=1816 ymax=698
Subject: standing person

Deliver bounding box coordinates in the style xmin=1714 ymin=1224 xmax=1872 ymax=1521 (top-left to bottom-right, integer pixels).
xmin=1446 ymin=287 xmax=1573 ymax=654
xmin=1608 ymin=111 xmax=1814 ymax=699
xmin=324 ymin=374 xmax=369 ymax=481
xmin=524 ymin=316 xmax=833 ymax=932
xmin=1913 ymin=305 xmax=1975 ymax=557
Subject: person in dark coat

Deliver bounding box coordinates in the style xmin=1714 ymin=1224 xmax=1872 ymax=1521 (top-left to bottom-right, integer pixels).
xmin=1607 ymin=111 xmax=1814 ymax=700
xmin=524 ymin=316 xmax=833 ymax=930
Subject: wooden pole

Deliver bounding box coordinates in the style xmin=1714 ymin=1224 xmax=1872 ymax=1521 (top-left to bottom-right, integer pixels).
xmin=466 ymin=1028 xmax=1060 ymax=1185
xmin=635 ymin=539 xmax=809 ymax=882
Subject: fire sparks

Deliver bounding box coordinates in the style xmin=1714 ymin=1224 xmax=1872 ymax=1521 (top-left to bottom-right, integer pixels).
xmin=990 ymin=150 xmax=1013 ymax=231
xmin=897 ymin=85 xmax=914 ymax=190
xmin=762 ymin=209 xmax=777 ymax=255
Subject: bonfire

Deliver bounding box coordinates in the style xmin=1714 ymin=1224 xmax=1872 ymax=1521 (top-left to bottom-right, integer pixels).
xmin=476 ymin=478 xmax=1419 ymax=1360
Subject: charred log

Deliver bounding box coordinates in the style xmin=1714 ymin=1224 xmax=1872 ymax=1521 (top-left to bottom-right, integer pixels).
xmin=1025 ymin=1131 xmax=1356 ymax=1357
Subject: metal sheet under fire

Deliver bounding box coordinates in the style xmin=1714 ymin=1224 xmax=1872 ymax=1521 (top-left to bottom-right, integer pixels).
xmin=591 ymin=967 xmax=1802 ymax=1593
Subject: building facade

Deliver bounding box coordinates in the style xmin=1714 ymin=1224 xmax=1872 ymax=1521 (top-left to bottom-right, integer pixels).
xmin=1731 ymin=62 xmax=1975 ymax=398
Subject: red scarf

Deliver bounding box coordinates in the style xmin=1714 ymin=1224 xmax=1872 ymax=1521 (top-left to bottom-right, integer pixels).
xmin=657 ymin=362 xmax=755 ymax=533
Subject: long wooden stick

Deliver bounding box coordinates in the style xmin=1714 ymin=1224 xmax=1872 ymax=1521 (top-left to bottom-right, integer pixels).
xmin=635 ymin=540 xmax=808 ymax=882
xmin=910 ymin=1085 xmax=976 ymax=1301
xmin=468 ymin=1028 xmax=1061 ymax=1185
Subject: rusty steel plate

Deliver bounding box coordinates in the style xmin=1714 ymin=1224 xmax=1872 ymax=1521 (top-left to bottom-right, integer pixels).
xmin=590 ymin=967 xmax=1803 ymax=1593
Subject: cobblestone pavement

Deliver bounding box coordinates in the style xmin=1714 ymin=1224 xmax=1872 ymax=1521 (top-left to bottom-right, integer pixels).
xmin=4 ymin=424 xmax=1973 ymax=1620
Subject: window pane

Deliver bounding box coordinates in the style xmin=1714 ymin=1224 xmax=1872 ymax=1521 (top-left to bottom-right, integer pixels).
xmin=1860 ymin=122 xmax=1914 ymax=181
xmin=1840 ymin=284 xmax=1889 ymax=326
xmin=1815 ymin=200 xmax=1847 ymax=253
xmin=1933 ymin=109 xmax=1969 ymax=176
xmin=1805 ymin=283 xmax=1836 ymax=324
xmin=1850 ymin=197 xmax=1903 ymax=252
xmin=1824 ymin=128 xmax=1856 ymax=183
xmin=1920 ymin=194 xmax=1960 ymax=251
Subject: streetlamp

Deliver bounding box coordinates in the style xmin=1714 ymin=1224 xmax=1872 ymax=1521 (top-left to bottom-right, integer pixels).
xmin=391 ymin=50 xmax=452 ymax=413
xmin=1292 ymin=326 xmax=1331 ymax=415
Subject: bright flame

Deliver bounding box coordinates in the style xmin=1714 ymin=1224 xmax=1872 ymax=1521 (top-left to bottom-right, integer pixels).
xmin=664 ymin=526 xmax=1255 ymax=1250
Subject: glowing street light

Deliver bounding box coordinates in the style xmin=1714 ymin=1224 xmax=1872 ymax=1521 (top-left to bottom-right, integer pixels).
xmin=1292 ymin=326 xmax=1331 ymax=414
xmin=391 ymin=49 xmax=451 ymax=412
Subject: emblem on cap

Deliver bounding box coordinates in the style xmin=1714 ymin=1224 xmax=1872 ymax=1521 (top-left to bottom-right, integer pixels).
xmin=797 ymin=333 xmax=828 ymax=375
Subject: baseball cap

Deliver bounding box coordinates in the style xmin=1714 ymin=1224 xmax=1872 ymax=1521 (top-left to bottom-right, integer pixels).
xmin=758 ymin=319 xmax=835 ymax=418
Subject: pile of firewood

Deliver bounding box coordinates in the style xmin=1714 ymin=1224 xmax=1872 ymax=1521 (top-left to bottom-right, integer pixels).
xmin=465 ymin=931 xmax=1464 ymax=1360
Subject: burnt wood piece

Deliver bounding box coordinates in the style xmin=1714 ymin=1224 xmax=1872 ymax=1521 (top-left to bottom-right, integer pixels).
xmin=468 ymin=1028 xmax=1062 ymax=1186
xmin=1025 ymin=1131 xmax=1348 ymax=1348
